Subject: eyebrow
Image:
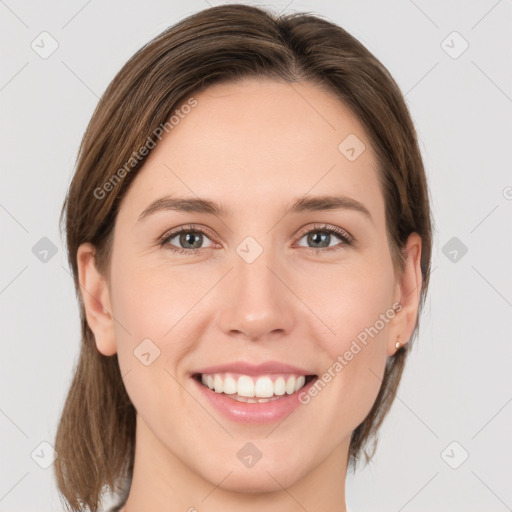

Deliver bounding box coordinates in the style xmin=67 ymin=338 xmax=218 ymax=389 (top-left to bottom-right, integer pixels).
xmin=137 ymin=194 xmax=372 ymax=222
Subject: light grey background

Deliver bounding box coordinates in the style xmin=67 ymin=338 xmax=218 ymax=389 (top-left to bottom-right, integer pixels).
xmin=1 ymin=1 xmax=511 ymax=511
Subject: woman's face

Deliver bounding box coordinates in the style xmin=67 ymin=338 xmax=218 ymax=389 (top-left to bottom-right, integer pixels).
xmin=86 ymin=78 xmax=420 ymax=493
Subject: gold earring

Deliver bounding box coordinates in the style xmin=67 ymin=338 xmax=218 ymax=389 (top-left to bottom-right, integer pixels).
xmin=395 ymin=335 xmax=401 ymax=350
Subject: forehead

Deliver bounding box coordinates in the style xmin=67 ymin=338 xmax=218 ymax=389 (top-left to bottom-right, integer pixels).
xmin=117 ymin=78 xmax=384 ymax=224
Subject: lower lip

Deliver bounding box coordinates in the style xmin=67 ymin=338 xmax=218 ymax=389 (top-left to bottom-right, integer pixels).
xmin=192 ymin=376 xmax=317 ymax=424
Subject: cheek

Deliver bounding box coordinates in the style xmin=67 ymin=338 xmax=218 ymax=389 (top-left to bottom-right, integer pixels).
xmin=306 ymin=256 xmax=395 ymax=358
xmin=108 ymin=259 xmax=203 ymax=426
xmin=110 ymin=255 xmax=204 ymax=340
xmin=303 ymin=257 xmax=395 ymax=427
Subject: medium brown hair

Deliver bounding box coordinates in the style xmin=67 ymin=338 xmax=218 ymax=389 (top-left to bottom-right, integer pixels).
xmin=55 ymin=4 xmax=433 ymax=511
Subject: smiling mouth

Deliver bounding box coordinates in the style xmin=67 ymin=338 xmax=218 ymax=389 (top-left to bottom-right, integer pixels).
xmin=193 ymin=372 xmax=318 ymax=403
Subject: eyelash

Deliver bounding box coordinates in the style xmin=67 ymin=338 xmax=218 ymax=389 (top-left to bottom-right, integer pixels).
xmin=158 ymin=223 xmax=354 ymax=256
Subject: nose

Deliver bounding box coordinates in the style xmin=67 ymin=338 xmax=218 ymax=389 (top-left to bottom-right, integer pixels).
xmin=216 ymin=247 xmax=295 ymax=342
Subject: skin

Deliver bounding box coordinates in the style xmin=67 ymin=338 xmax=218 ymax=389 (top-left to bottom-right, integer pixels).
xmin=77 ymin=78 xmax=422 ymax=512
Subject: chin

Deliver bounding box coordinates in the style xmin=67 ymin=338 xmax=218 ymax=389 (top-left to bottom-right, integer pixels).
xmin=203 ymin=454 xmax=307 ymax=493
xmin=217 ymin=471 xmax=299 ymax=494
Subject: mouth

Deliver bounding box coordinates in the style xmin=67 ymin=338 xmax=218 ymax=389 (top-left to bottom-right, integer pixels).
xmin=192 ymin=372 xmax=318 ymax=403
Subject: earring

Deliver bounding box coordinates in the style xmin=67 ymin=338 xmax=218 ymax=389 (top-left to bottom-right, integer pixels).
xmin=395 ymin=335 xmax=401 ymax=350
xmin=103 ymin=307 xmax=112 ymax=319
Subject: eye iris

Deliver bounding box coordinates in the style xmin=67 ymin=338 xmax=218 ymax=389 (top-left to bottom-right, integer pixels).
xmin=308 ymin=231 xmax=330 ymax=248
xmin=180 ymin=231 xmax=202 ymax=249
xmin=170 ymin=228 xmax=342 ymax=251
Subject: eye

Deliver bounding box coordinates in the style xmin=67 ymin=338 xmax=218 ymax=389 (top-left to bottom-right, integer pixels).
xmin=158 ymin=225 xmax=216 ymax=255
xmin=295 ymin=224 xmax=353 ymax=253
xmin=158 ymin=223 xmax=354 ymax=256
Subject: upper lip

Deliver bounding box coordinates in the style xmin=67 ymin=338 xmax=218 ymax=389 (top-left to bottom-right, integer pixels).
xmin=192 ymin=361 xmax=316 ymax=376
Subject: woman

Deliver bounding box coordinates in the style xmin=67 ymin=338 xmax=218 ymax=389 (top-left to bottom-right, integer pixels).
xmin=54 ymin=4 xmax=432 ymax=511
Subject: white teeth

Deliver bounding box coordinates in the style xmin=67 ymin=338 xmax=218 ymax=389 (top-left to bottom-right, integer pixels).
xmin=254 ymin=376 xmax=274 ymax=398
xmin=285 ymin=376 xmax=296 ymax=394
xmin=213 ymin=374 xmax=223 ymax=393
xmin=295 ymin=375 xmax=306 ymax=392
xmin=237 ymin=375 xmax=255 ymax=397
xmin=199 ymin=372 xmax=310 ymax=399
xmin=223 ymin=376 xmax=237 ymax=395
xmin=274 ymin=377 xmax=286 ymax=395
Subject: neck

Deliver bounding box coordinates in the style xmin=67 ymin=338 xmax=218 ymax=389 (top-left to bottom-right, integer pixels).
xmin=122 ymin=414 xmax=349 ymax=512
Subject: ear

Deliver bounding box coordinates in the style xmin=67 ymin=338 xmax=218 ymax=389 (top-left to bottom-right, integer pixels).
xmin=76 ymin=242 xmax=117 ymax=356
xmin=387 ymin=232 xmax=423 ymax=356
